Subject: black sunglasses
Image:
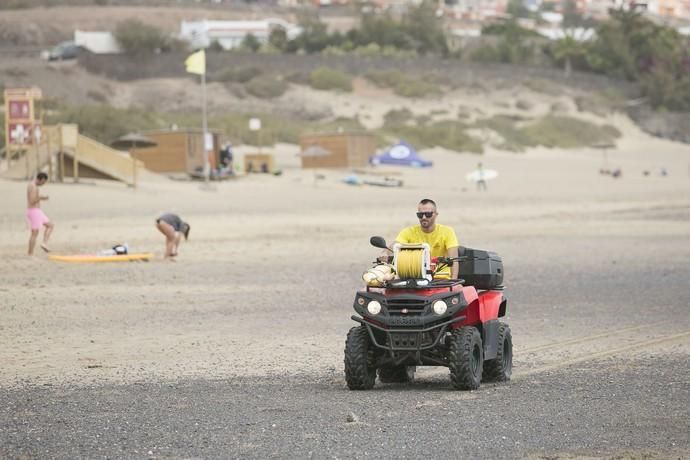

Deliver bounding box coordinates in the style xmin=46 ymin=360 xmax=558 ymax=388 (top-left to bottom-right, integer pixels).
xmin=416 ymin=212 xmax=434 ymax=219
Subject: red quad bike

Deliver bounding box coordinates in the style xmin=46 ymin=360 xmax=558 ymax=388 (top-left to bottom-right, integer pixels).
xmin=344 ymin=236 xmax=512 ymax=390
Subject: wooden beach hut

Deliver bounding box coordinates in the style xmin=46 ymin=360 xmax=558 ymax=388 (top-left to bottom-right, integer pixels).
xmin=299 ymin=133 xmax=375 ymax=169
xmin=131 ymin=129 xmax=221 ymax=174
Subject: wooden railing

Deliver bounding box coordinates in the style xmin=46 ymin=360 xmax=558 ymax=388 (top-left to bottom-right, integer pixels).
xmin=2 ymin=125 xmax=143 ymax=187
xmin=2 ymin=125 xmax=60 ymax=180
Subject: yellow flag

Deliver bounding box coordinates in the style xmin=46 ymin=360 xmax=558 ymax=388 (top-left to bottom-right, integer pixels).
xmin=185 ymin=49 xmax=205 ymax=75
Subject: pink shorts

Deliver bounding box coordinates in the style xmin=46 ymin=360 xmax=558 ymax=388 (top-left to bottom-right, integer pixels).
xmin=27 ymin=208 xmax=50 ymax=230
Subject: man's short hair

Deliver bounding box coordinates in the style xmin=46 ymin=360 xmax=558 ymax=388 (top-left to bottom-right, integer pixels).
xmin=36 ymin=172 xmax=48 ymax=181
xmin=419 ymin=198 xmax=437 ymax=209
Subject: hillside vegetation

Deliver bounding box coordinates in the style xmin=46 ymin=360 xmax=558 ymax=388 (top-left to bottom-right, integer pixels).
xmin=2 ymin=3 xmax=687 ymax=151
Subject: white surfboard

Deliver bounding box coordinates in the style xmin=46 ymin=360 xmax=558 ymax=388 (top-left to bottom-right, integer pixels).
xmin=466 ymin=169 xmax=498 ymax=182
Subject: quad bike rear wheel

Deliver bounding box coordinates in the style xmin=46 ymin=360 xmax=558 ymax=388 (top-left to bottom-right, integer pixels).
xmin=378 ymin=365 xmax=416 ymax=384
xmin=449 ymin=326 xmax=483 ymax=390
xmin=344 ymin=326 xmax=376 ymax=390
xmin=483 ymin=322 xmax=512 ymax=382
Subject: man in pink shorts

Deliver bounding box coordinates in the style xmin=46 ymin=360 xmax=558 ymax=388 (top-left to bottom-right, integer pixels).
xmin=27 ymin=172 xmax=54 ymax=255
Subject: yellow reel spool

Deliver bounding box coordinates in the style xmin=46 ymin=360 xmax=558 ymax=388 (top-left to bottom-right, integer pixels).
xmin=396 ymin=249 xmax=425 ymax=279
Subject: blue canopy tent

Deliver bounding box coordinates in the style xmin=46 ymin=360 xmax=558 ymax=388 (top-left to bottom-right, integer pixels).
xmin=370 ymin=141 xmax=432 ymax=167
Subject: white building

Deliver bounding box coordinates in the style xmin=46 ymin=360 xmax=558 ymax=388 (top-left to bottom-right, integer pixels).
xmin=74 ymin=30 xmax=123 ymax=54
xmin=180 ymin=19 xmax=302 ymax=50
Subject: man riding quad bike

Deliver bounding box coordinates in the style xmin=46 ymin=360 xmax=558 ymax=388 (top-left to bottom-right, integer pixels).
xmin=344 ymin=236 xmax=511 ymax=390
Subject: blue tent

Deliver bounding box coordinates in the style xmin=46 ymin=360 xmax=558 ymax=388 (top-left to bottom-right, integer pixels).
xmin=370 ymin=141 xmax=432 ymax=168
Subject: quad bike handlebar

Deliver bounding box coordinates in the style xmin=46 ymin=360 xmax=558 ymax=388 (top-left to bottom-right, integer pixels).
xmin=370 ymin=235 xmax=469 ymax=278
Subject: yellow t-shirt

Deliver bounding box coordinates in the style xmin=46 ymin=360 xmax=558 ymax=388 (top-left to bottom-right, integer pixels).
xmin=395 ymin=224 xmax=459 ymax=278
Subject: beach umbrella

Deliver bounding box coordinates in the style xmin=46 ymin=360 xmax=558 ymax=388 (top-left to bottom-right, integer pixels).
xmin=111 ymin=133 xmax=157 ymax=150
xmin=592 ymin=141 xmax=616 ymax=171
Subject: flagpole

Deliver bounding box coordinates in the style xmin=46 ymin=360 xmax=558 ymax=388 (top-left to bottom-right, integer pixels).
xmin=201 ymin=70 xmax=209 ymax=184
xmin=185 ymin=49 xmax=210 ymax=185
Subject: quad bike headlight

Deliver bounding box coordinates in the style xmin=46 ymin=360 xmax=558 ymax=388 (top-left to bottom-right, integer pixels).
xmin=432 ymin=300 xmax=448 ymax=315
xmin=367 ymin=300 xmax=382 ymax=315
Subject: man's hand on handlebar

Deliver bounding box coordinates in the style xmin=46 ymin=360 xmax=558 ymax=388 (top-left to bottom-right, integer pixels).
xmin=377 ymin=251 xmax=393 ymax=263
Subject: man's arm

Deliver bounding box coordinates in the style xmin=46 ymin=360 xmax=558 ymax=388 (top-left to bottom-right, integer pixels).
xmin=447 ymin=246 xmax=460 ymax=279
xmin=378 ymin=227 xmax=410 ymax=262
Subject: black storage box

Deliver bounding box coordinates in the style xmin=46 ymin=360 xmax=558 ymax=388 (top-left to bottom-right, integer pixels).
xmin=458 ymin=248 xmax=504 ymax=289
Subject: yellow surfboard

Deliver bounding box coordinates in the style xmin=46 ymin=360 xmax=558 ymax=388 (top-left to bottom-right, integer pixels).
xmin=48 ymin=253 xmax=154 ymax=263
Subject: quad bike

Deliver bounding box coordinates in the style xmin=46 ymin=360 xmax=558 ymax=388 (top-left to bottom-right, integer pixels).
xmin=344 ymin=236 xmax=512 ymax=390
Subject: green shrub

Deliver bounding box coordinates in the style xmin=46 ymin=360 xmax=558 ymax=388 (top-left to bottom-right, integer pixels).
xmin=601 ymin=124 xmax=621 ymax=138
xmin=474 ymin=115 xmax=537 ymax=152
xmin=470 ymin=45 xmax=501 ymax=63
xmin=245 ymin=76 xmax=288 ymax=99
xmin=5 ymin=67 xmax=28 ymax=77
xmin=395 ymin=78 xmax=439 ymax=98
xmin=241 ymin=33 xmax=261 ymax=53
xmin=365 ymin=69 xmax=403 ymax=88
xmin=473 ymin=114 xmax=620 ymax=151
xmin=321 ymin=46 xmax=347 ymax=56
xmin=0 ymin=0 xmax=29 ymax=9
xmin=352 ymin=43 xmax=382 ymax=57
xmin=521 ymin=115 xmax=621 ymax=148
xmin=284 ymin=71 xmax=310 ymax=85
xmin=213 ymin=66 xmax=262 ymax=83
xmin=309 ymin=67 xmax=352 ymax=92
xmin=208 ymin=40 xmax=224 ymax=52
xmin=365 ymin=70 xmax=440 ymax=98
xmin=383 ymin=108 xmax=413 ymax=126
xmin=86 ymin=90 xmax=108 ymax=103
xmin=521 ymin=78 xmax=562 ymax=96
xmin=383 ymin=119 xmax=482 ymax=153
xmin=44 ymin=104 xmax=160 ymax=145
xmin=114 ymin=19 xmax=171 ymax=54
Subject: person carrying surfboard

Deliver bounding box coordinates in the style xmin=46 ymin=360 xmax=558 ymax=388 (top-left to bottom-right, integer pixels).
xmin=155 ymin=213 xmax=191 ymax=261
xmin=27 ymin=172 xmax=54 ymax=256
xmin=476 ymin=162 xmax=487 ymax=191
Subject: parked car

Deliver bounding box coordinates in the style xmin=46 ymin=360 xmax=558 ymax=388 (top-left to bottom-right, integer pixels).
xmin=42 ymin=41 xmax=80 ymax=61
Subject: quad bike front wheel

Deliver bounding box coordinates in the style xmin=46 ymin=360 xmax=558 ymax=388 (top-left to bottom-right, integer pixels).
xmin=378 ymin=365 xmax=416 ymax=384
xmin=344 ymin=326 xmax=377 ymax=390
xmin=483 ymin=322 xmax=513 ymax=382
xmin=449 ymin=326 xmax=484 ymax=390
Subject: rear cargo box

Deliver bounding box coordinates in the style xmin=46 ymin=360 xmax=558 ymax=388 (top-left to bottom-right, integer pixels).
xmin=458 ymin=248 xmax=504 ymax=289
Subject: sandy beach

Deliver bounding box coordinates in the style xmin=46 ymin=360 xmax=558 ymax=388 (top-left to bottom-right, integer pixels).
xmin=2 ymin=116 xmax=690 ymax=388
xmin=2 ymin=113 xmax=690 ymax=458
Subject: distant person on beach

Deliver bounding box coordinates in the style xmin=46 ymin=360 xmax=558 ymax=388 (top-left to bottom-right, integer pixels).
xmin=220 ymin=142 xmax=234 ymax=174
xmin=476 ymin=162 xmax=487 ymax=191
xmin=155 ymin=213 xmax=190 ymax=261
xmin=379 ymin=198 xmax=459 ymax=279
xmin=26 ymin=172 xmax=54 ymax=255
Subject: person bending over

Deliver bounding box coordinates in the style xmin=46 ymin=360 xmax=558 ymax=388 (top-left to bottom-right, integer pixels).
xmin=155 ymin=213 xmax=190 ymax=260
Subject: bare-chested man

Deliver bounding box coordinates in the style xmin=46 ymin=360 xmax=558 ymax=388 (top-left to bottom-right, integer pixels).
xmin=27 ymin=172 xmax=54 ymax=255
